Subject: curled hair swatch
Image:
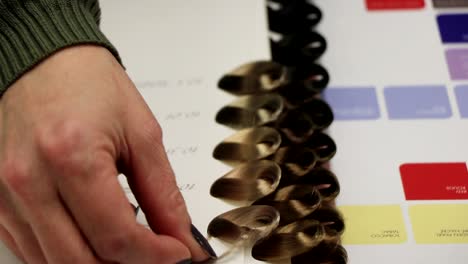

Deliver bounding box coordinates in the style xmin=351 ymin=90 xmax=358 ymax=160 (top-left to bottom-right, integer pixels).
xmin=251 ymin=218 xmax=325 ymax=261
xmin=207 ymin=205 xmax=280 ymax=245
xmin=216 ymin=93 xmax=285 ymax=130
xmin=212 ymin=127 xmax=282 ymax=165
xmin=218 ymin=60 xmax=330 ymax=102
xmin=210 ymin=160 xmax=282 ymax=202
xmin=218 ymin=61 xmax=288 ymax=95
xmin=215 ymin=93 xmax=334 ymax=144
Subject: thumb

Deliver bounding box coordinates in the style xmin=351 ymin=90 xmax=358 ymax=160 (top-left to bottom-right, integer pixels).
xmin=124 ymin=119 xmax=216 ymax=262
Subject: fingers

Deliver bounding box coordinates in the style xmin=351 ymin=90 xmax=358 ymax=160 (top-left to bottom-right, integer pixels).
xmin=0 ymin=225 xmax=24 ymax=262
xmin=1 ymin=159 xmax=99 ymax=264
xmin=25 ymin=191 xmax=101 ymax=264
xmin=0 ymin=187 xmax=24 ymax=262
xmin=0 ymin=162 xmax=48 ymax=264
xmin=54 ymin=150 xmax=191 ymax=264
xmin=1 ymin=119 xmax=195 ymax=264
xmin=1 ymin=217 xmax=47 ymax=264
xmin=124 ymin=118 xmax=213 ymax=262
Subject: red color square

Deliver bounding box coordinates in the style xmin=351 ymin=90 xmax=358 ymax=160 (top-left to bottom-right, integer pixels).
xmin=400 ymin=163 xmax=468 ymax=200
xmin=366 ymin=0 xmax=425 ymax=10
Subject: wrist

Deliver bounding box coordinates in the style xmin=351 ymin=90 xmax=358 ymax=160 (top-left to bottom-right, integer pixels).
xmin=0 ymin=0 xmax=121 ymax=95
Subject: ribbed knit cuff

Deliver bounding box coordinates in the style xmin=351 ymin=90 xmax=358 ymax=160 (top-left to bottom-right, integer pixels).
xmin=0 ymin=0 xmax=121 ymax=95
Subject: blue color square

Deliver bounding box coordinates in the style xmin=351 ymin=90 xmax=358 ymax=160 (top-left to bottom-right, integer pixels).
xmin=323 ymin=87 xmax=380 ymax=120
xmin=384 ymin=86 xmax=452 ymax=119
xmin=437 ymin=14 xmax=468 ymax=43
xmin=455 ymin=85 xmax=468 ymax=118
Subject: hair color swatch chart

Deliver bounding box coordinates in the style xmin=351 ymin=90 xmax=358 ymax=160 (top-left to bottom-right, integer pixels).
xmin=1 ymin=0 xmax=468 ymax=263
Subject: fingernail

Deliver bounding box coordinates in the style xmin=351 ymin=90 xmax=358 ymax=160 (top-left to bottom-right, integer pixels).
xmin=130 ymin=203 xmax=140 ymax=216
xmin=134 ymin=206 xmax=140 ymax=215
xmin=191 ymin=224 xmax=217 ymax=259
xmin=176 ymin=259 xmax=192 ymax=264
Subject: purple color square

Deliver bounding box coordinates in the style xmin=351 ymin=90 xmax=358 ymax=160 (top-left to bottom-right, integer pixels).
xmin=384 ymin=86 xmax=452 ymax=119
xmin=323 ymin=87 xmax=380 ymax=120
xmin=455 ymin=85 xmax=468 ymax=118
xmin=446 ymin=49 xmax=468 ymax=80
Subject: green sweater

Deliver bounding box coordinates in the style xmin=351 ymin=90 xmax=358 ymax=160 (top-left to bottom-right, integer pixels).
xmin=0 ymin=0 xmax=120 ymax=95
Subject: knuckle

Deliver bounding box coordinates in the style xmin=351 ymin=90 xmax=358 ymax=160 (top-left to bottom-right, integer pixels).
xmin=36 ymin=120 xmax=87 ymax=169
xmin=93 ymin=229 xmax=136 ymax=261
xmin=141 ymin=119 xmax=163 ymax=144
xmin=1 ymin=158 xmax=32 ymax=197
xmin=167 ymin=187 xmax=187 ymax=214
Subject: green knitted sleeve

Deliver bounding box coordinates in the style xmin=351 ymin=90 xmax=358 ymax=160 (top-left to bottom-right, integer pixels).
xmin=0 ymin=0 xmax=121 ymax=95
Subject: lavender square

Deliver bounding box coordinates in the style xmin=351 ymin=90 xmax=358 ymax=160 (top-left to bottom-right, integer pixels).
xmin=455 ymin=85 xmax=468 ymax=118
xmin=323 ymin=87 xmax=380 ymax=120
xmin=384 ymin=86 xmax=452 ymax=119
xmin=446 ymin=49 xmax=468 ymax=80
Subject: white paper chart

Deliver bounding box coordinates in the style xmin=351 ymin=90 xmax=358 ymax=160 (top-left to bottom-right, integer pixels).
xmin=0 ymin=0 xmax=270 ymax=263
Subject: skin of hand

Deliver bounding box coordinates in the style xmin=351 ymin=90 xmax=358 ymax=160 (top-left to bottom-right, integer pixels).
xmin=0 ymin=45 xmax=210 ymax=264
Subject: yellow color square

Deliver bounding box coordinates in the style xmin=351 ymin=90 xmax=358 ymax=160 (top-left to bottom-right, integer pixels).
xmin=409 ymin=204 xmax=468 ymax=244
xmin=339 ymin=205 xmax=407 ymax=245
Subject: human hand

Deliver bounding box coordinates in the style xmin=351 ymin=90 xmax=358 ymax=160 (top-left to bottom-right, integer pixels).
xmin=0 ymin=45 xmax=214 ymax=264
